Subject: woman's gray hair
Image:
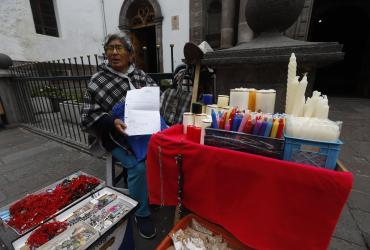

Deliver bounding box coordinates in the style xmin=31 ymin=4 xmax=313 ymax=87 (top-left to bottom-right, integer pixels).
xmin=103 ymin=32 xmax=133 ymax=54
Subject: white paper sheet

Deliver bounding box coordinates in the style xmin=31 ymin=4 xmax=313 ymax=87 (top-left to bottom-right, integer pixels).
xmin=124 ymin=87 xmax=160 ymax=136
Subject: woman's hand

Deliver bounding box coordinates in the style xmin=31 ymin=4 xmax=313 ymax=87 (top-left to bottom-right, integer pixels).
xmin=114 ymin=118 xmax=127 ymax=135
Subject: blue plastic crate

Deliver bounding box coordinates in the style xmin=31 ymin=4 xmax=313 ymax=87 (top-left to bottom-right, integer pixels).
xmin=283 ymin=135 xmax=342 ymax=170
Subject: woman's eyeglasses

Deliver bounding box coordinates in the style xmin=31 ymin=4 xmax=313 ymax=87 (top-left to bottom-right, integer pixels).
xmin=105 ymin=45 xmax=126 ymax=54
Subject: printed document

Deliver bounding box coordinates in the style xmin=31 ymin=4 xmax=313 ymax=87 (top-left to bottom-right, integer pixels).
xmin=124 ymin=87 xmax=160 ymax=136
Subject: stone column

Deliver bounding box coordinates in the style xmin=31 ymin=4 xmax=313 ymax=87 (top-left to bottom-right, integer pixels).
xmin=220 ymin=0 xmax=235 ymax=48
xmin=237 ymin=0 xmax=254 ymax=43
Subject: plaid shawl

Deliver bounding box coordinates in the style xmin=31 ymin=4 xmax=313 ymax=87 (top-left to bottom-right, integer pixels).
xmin=81 ymin=64 xmax=156 ymax=130
xmin=160 ymin=67 xmax=193 ymax=125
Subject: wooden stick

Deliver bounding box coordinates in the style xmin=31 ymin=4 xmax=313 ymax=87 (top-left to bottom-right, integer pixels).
xmin=190 ymin=63 xmax=201 ymax=109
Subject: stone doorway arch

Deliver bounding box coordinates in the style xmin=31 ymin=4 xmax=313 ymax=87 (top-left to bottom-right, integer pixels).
xmin=119 ymin=0 xmax=163 ymax=73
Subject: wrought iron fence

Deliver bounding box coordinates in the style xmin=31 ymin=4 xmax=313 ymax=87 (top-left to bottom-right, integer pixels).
xmin=10 ymin=55 xmax=173 ymax=149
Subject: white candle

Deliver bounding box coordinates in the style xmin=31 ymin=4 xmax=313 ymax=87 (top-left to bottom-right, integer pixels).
xmin=194 ymin=113 xmax=208 ymax=127
xmin=285 ymin=116 xmax=340 ymax=141
xmin=255 ymin=89 xmax=276 ymax=113
xmin=206 ymin=104 xmax=219 ymax=116
xmin=217 ymin=95 xmax=229 ymax=108
xmin=200 ymin=119 xmax=212 ymax=145
xmin=230 ymin=88 xmax=249 ymax=111
xmin=286 ymin=53 xmax=297 ymax=114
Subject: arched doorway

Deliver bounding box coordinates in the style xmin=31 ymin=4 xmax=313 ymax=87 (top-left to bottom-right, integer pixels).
xmin=308 ymin=0 xmax=370 ymax=97
xmin=119 ymin=0 xmax=163 ymax=73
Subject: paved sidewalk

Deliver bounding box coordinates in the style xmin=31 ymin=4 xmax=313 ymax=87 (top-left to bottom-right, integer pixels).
xmin=328 ymin=98 xmax=370 ymax=250
xmin=0 ymin=97 xmax=369 ymax=249
xmin=0 ymin=127 xmax=173 ymax=250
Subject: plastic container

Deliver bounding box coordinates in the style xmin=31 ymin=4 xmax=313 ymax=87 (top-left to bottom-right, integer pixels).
xmin=156 ymin=214 xmax=250 ymax=250
xmin=283 ymin=135 xmax=342 ymax=170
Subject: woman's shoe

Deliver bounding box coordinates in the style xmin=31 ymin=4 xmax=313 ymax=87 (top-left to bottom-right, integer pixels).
xmin=134 ymin=216 xmax=157 ymax=239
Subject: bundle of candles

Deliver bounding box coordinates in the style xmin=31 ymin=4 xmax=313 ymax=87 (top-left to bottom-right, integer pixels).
xmin=285 ymin=116 xmax=341 ymax=142
xmin=229 ymin=88 xmax=276 ymax=113
xmin=285 ymin=53 xmax=330 ymax=119
xmin=210 ymin=108 xmax=286 ymax=139
xmin=201 ymin=88 xmax=276 ymax=117
xmin=283 ymin=52 xmax=343 ymax=142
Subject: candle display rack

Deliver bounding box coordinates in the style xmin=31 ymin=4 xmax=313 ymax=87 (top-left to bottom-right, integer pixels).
xmin=283 ymin=135 xmax=342 ymax=170
xmin=204 ymin=128 xmax=284 ymax=159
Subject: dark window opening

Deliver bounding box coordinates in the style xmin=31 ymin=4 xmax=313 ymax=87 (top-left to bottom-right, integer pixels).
xmin=206 ymin=0 xmax=222 ymax=48
xmin=29 ymin=0 xmax=59 ymax=37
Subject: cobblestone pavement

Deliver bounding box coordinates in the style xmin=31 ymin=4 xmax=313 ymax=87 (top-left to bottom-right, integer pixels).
xmin=0 ymin=97 xmax=369 ymax=250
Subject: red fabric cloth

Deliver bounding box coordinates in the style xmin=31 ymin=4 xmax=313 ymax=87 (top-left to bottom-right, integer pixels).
xmin=147 ymin=125 xmax=353 ymax=250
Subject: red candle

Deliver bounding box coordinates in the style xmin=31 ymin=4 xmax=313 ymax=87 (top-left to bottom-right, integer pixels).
xmin=186 ymin=126 xmax=201 ymax=143
xmin=192 ymin=127 xmax=201 ymax=143
xmin=276 ymin=118 xmax=285 ymax=139
xmin=186 ymin=125 xmax=195 ymax=141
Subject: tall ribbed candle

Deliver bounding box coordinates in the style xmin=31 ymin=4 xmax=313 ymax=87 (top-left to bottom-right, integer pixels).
xmin=291 ymin=74 xmax=308 ymax=117
xmin=286 ymin=53 xmax=297 ymax=114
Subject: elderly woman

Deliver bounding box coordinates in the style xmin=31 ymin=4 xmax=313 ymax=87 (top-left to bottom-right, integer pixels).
xmin=81 ymin=33 xmax=157 ymax=239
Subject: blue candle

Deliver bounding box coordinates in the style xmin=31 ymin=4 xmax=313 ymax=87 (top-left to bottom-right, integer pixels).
xmin=202 ymin=94 xmax=213 ymax=105
xmin=211 ymin=110 xmax=219 ymax=129
xmin=253 ymin=119 xmax=262 ymax=135
xmin=264 ymin=118 xmax=273 ymax=137
xmin=259 ymin=118 xmax=268 ymax=136
xmin=232 ymin=114 xmax=242 ymax=131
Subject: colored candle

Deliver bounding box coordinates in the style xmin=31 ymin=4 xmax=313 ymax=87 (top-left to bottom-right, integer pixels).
xmin=186 ymin=125 xmax=195 ymax=141
xmin=219 ymin=112 xmax=227 ymax=129
xmin=192 ymin=127 xmax=201 ymax=143
xmin=259 ymin=118 xmax=268 ymax=136
xmin=238 ymin=113 xmax=249 ymax=132
xmin=243 ymin=118 xmax=253 ymax=134
xmin=202 ymin=94 xmax=213 ymax=105
xmin=232 ymin=114 xmax=242 ymax=131
xmin=264 ymin=118 xmax=273 ymax=137
xmin=253 ymin=119 xmax=262 ymax=135
xmin=276 ymin=118 xmax=285 ymax=139
xmin=187 ymin=126 xmax=201 ymax=143
xmin=225 ymin=108 xmax=232 ymax=123
xmin=270 ymin=118 xmax=279 ymax=138
xmin=248 ymin=88 xmax=256 ymax=112
xmin=224 ymin=119 xmax=231 ymax=131
xmin=229 ymin=108 xmax=237 ymax=126
xmin=211 ymin=110 xmax=219 ymax=129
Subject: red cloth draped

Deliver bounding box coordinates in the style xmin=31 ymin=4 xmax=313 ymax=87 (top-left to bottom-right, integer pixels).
xmin=147 ymin=125 xmax=353 ymax=250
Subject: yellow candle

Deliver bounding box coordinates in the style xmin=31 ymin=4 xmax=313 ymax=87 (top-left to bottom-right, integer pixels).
xmin=270 ymin=118 xmax=279 ymax=138
xmin=248 ymin=88 xmax=256 ymax=112
xmin=225 ymin=107 xmax=233 ymax=123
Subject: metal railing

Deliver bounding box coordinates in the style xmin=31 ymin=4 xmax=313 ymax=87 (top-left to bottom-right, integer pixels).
xmin=10 ymin=55 xmax=173 ymax=149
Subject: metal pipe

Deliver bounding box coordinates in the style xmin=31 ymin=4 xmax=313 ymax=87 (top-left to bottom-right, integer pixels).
xmin=142 ymin=46 xmax=148 ymax=72
xmin=101 ymin=0 xmax=107 ymax=37
xmin=156 ymin=44 xmax=160 ymax=73
xmin=170 ymin=44 xmax=174 ymax=73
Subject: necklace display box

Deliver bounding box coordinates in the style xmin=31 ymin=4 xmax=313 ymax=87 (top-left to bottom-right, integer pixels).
xmin=0 ymin=172 xmax=137 ymax=250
